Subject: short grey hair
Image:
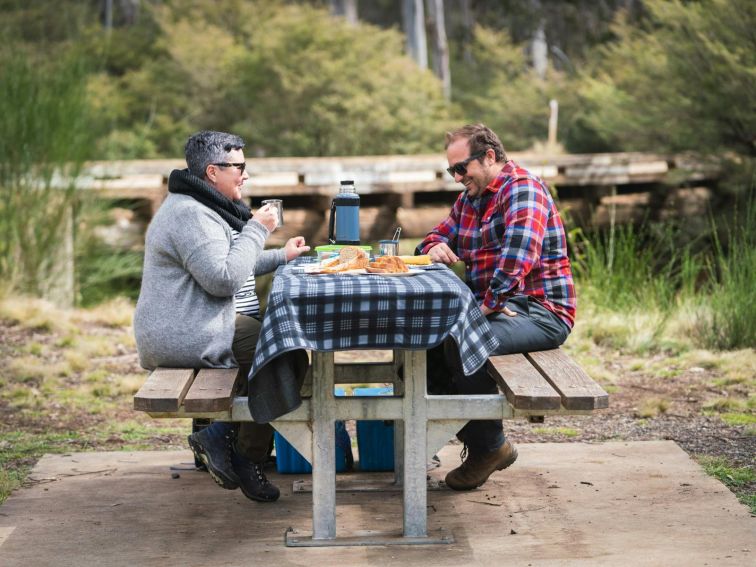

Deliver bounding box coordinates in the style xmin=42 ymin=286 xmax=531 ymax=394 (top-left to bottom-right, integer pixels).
xmin=184 ymin=131 xmax=245 ymax=178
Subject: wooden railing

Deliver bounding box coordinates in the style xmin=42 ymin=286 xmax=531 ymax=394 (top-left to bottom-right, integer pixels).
xmin=74 ymin=152 xmax=720 ymax=245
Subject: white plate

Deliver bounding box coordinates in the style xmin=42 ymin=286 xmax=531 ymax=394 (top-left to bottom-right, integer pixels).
xmin=364 ymin=269 xmax=424 ymax=277
xmin=302 ymin=268 xmax=424 ymax=276
xmin=303 ymin=267 xmax=367 ymax=275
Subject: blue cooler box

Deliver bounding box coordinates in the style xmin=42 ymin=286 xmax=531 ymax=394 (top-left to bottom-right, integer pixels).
xmin=275 ymin=388 xmax=353 ymax=474
xmin=354 ymin=387 xmax=395 ymax=471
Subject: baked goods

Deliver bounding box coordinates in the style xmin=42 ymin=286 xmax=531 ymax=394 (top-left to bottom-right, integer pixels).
xmin=398 ymin=255 xmax=431 ymax=266
xmin=319 ymin=246 xmax=369 ymax=273
xmin=367 ymin=255 xmax=409 ymax=274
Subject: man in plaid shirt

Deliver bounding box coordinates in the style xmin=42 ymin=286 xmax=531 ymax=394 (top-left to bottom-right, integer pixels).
xmin=418 ymin=123 xmax=576 ymax=491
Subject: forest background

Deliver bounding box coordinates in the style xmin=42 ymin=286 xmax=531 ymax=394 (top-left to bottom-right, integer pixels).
xmin=0 ymin=0 xmax=754 ymax=511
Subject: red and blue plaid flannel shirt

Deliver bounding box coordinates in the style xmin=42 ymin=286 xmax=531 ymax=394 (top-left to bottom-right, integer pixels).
xmin=419 ymin=161 xmax=576 ymax=328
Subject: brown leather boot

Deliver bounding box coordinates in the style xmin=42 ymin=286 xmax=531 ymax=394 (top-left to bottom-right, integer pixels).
xmin=444 ymin=440 xmax=518 ymax=491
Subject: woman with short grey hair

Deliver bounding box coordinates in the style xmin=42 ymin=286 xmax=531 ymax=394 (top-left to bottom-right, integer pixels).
xmin=134 ymin=130 xmax=310 ymax=502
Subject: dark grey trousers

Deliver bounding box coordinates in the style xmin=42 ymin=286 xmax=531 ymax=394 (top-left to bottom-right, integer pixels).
xmin=428 ymin=295 xmax=571 ymax=453
xmin=232 ymin=314 xmax=275 ymax=462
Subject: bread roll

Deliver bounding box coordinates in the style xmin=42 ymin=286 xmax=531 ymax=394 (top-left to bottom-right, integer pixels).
xmin=368 ymin=255 xmax=409 ymax=273
xmin=319 ymin=246 xmax=369 ymax=273
xmin=399 ymin=255 xmax=431 ymax=266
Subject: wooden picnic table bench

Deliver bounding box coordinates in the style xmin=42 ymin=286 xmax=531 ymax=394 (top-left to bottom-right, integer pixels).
xmin=134 ymin=347 xmax=607 ymax=420
xmin=134 ymin=348 xmax=609 ymax=420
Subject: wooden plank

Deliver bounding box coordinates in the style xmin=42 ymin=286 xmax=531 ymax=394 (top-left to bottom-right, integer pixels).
xmin=487 ymin=354 xmax=561 ymax=411
xmin=526 ymin=349 xmax=609 ymax=411
xmin=183 ymin=368 xmax=240 ymax=413
xmin=133 ymin=368 xmax=196 ymax=412
xmin=334 ymin=363 xmax=399 ymax=384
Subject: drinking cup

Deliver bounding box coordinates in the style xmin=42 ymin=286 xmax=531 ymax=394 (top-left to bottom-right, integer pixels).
xmin=261 ymin=199 xmax=284 ymax=228
xmin=379 ymin=239 xmax=398 ymax=256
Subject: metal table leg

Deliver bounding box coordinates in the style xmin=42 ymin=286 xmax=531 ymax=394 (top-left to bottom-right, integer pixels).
xmin=286 ymin=349 xmax=453 ymax=546
xmin=401 ymin=350 xmax=428 ymax=537
xmin=311 ymin=351 xmax=336 ymax=540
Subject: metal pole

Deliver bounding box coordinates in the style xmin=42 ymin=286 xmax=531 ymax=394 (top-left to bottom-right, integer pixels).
xmin=311 ymin=351 xmax=336 ymax=540
xmin=548 ymin=99 xmax=559 ymax=147
xmin=402 ymin=350 xmax=428 ymax=537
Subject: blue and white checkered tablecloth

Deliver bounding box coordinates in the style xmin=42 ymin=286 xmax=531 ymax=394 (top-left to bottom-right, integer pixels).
xmin=250 ymin=259 xmax=499 ymax=380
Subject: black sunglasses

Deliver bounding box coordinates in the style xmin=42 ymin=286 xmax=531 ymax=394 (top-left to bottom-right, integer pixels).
xmin=213 ymin=162 xmax=246 ymax=173
xmin=446 ymin=150 xmax=486 ymax=177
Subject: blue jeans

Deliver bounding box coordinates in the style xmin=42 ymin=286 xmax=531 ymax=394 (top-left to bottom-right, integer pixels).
xmin=428 ymin=295 xmax=571 ymax=453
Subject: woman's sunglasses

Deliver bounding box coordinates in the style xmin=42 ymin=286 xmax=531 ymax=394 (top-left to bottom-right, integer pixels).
xmin=446 ymin=150 xmax=486 ymax=177
xmin=213 ymin=162 xmax=247 ymax=173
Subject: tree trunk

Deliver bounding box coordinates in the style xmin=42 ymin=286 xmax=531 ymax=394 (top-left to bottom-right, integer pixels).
xmin=103 ymin=0 xmax=113 ymax=32
xmin=458 ymin=0 xmax=474 ymax=64
xmin=426 ymin=0 xmax=451 ymax=99
xmin=402 ymin=0 xmax=427 ymax=69
xmin=330 ymin=0 xmax=358 ymax=25
xmin=532 ymin=21 xmax=548 ymax=79
xmin=119 ymin=0 xmax=140 ymax=26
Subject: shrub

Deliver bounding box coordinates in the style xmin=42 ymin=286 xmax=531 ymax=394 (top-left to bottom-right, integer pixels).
xmin=0 ymin=49 xmax=93 ymax=302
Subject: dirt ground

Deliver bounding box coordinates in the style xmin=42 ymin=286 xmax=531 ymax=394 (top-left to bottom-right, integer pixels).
xmin=0 ymin=317 xmax=753 ymax=507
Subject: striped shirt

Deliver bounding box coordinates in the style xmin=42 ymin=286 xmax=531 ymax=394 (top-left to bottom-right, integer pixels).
xmin=231 ymin=229 xmax=260 ymax=317
xmin=418 ymin=160 xmax=576 ymax=328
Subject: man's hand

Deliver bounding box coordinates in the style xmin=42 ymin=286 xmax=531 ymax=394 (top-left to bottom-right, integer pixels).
xmin=427 ymin=243 xmax=459 ymax=265
xmin=480 ymin=304 xmax=517 ymax=317
xmin=284 ymin=236 xmax=310 ymax=261
xmin=480 ymin=304 xmax=494 ymax=316
xmin=252 ymin=203 xmax=278 ymax=232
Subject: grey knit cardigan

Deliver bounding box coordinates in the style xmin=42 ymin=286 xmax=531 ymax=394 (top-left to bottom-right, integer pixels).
xmin=134 ymin=192 xmax=286 ymax=370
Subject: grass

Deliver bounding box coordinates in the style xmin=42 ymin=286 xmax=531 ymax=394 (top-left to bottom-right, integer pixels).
xmin=532 ymin=427 xmax=580 ymax=438
xmin=0 ymin=296 xmax=191 ymax=504
xmin=696 ymin=455 xmax=756 ymax=514
xmin=719 ymin=413 xmax=756 ymax=427
xmin=572 ymin=200 xmax=755 ymax=354
xmin=692 ymin=198 xmax=756 ymax=350
xmin=637 ymin=398 xmax=669 ymax=418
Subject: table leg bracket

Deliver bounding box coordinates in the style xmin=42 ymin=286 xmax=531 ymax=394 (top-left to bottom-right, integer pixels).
xmin=284 ymin=527 xmax=454 ymax=547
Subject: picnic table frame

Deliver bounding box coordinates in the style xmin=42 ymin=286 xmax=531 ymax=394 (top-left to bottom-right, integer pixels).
xmin=231 ymin=348 xmax=528 ymax=546
xmin=136 ymin=345 xmax=607 ymax=546
xmin=134 ymin=263 xmax=608 ymax=547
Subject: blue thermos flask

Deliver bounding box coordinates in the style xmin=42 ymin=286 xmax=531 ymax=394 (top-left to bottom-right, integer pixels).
xmin=328 ymin=180 xmax=360 ymax=245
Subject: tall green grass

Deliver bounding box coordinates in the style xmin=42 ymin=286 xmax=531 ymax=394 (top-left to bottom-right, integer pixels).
xmin=693 ymin=195 xmax=756 ymax=350
xmin=0 ymin=49 xmax=93 ymax=301
xmin=573 ymin=195 xmax=755 ymax=352
xmin=573 ymin=221 xmax=700 ymax=314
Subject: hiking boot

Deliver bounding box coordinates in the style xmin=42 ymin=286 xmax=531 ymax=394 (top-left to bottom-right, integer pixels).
xmin=444 ymin=440 xmax=518 ymax=491
xmin=231 ymin=452 xmax=281 ymax=502
xmin=187 ymin=422 xmax=240 ymax=490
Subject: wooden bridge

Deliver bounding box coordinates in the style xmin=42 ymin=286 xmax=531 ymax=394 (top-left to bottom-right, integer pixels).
xmin=79 ymin=152 xmax=720 ymax=246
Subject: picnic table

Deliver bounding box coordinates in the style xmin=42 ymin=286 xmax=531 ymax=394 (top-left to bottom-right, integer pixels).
xmin=134 ymin=259 xmax=608 ymax=547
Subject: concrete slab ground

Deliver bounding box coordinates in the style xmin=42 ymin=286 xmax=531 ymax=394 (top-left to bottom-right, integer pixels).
xmin=0 ymin=441 xmax=752 ymax=566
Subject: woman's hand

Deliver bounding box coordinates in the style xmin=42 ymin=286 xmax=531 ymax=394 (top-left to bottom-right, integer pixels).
xmin=252 ymin=204 xmax=278 ymax=232
xmin=284 ymin=236 xmax=311 ymax=261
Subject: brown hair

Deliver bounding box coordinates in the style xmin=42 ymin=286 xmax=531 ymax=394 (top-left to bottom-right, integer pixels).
xmin=445 ymin=123 xmax=507 ymax=163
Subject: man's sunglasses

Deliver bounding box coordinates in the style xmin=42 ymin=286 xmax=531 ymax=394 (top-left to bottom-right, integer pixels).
xmin=446 ymin=150 xmax=486 ymax=177
xmin=213 ymin=162 xmax=247 ymax=173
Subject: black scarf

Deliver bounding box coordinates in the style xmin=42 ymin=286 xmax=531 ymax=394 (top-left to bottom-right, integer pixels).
xmin=168 ymin=169 xmax=250 ymax=232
